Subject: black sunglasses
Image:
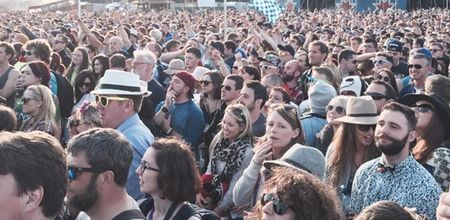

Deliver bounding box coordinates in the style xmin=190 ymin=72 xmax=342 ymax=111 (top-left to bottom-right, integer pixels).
xmin=376 ymin=75 xmax=390 ymax=83
xmin=366 ymin=92 xmax=389 ymax=101
xmin=24 ymin=50 xmax=34 ymax=56
xmin=261 ymin=193 xmax=290 ymax=215
xmin=68 ymin=166 xmax=108 ymax=181
xmin=326 ymin=105 xmax=344 ymax=114
xmin=200 ymin=80 xmax=212 ymax=86
xmin=431 ymin=49 xmax=441 ymax=52
xmin=139 ymin=161 xmax=160 ymax=173
xmin=408 ymin=64 xmax=423 ymax=69
xmin=358 ymin=124 xmax=376 ymax=132
xmin=372 ymin=59 xmax=390 ymax=65
xmin=411 ymin=104 xmax=434 ymax=113
xmin=221 ymin=84 xmax=232 ymax=91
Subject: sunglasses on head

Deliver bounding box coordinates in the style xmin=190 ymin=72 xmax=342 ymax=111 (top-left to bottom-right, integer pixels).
xmin=411 ymin=103 xmax=434 ymax=113
xmin=139 ymin=161 xmax=160 ymax=173
xmin=95 ymin=95 xmax=129 ymax=108
xmin=200 ymin=80 xmax=212 ymax=86
xmin=261 ymin=193 xmax=290 ymax=215
xmin=376 ymin=74 xmax=391 ymax=83
xmin=24 ymin=50 xmax=34 ymax=56
xmin=358 ymin=124 xmax=376 ymax=132
xmin=372 ymin=59 xmax=390 ymax=65
xmin=408 ymin=64 xmax=423 ymax=69
xmin=326 ymin=105 xmax=345 ymax=114
xmin=67 ymin=166 xmax=107 ymax=181
xmin=221 ymin=84 xmax=232 ymax=91
xmin=366 ymin=92 xmax=389 ymax=101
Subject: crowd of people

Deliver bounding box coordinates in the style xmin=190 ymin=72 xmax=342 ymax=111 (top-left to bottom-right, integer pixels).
xmin=2 ymin=5 xmax=450 ymax=220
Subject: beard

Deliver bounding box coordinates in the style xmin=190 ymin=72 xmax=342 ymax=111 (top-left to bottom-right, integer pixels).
xmin=68 ymin=175 xmax=99 ymax=211
xmin=281 ymin=74 xmax=294 ymax=83
xmin=375 ymin=133 xmax=409 ymax=156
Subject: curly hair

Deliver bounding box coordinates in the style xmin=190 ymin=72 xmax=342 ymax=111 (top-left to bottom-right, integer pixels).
xmin=248 ymin=167 xmax=342 ymax=220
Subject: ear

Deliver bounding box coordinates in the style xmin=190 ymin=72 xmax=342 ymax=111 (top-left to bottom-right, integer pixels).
xmin=23 ymin=186 xmax=44 ymax=213
xmin=407 ymin=130 xmax=417 ymax=143
xmin=255 ymin=98 xmax=263 ymax=109
xmin=98 ymin=170 xmax=115 ymax=187
xmin=123 ymin=99 xmax=134 ymax=113
xmin=291 ymin=128 xmax=300 ymax=139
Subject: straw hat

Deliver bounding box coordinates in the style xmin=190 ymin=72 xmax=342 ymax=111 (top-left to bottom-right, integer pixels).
xmin=336 ymin=96 xmax=378 ymax=125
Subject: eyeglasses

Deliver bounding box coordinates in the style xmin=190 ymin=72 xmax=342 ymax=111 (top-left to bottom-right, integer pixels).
xmin=260 ymin=193 xmax=290 ymax=215
xmin=376 ymin=74 xmax=391 ymax=83
xmin=259 ymin=64 xmax=278 ymax=70
xmin=200 ymin=80 xmax=212 ymax=86
xmin=22 ymin=97 xmax=34 ymax=104
xmin=79 ymin=82 xmax=93 ymax=88
xmin=95 ymin=95 xmax=130 ymax=108
xmin=350 ymin=60 xmax=358 ymax=64
xmin=408 ymin=64 xmax=423 ymax=69
xmin=221 ymin=84 xmax=232 ymax=91
xmin=139 ymin=161 xmax=160 ymax=173
xmin=430 ymin=49 xmax=441 ymax=52
xmin=372 ymin=59 xmax=391 ymax=65
xmin=358 ymin=124 xmax=376 ymax=132
xmin=68 ymin=166 xmax=107 ymax=181
xmin=366 ymin=92 xmax=389 ymax=100
xmin=411 ymin=104 xmax=434 ymax=113
xmin=326 ymin=105 xmax=345 ymax=114
xmin=24 ymin=50 xmax=34 ymax=56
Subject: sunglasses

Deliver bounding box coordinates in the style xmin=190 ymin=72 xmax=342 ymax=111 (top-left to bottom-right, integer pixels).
xmin=22 ymin=97 xmax=34 ymax=104
xmin=430 ymin=49 xmax=441 ymax=52
xmin=408 ymin=64 xmax=423 ymax=69
xmin=79 ymin=82 xmax=93 ymax=88
xmin=95 ymin=95 xmax=129 ymax=108
xmin=350 ymin=60 xmax=358 ymax=64
xmin=259 ymin=64 xmax=278 ymax=70
xmin=358 ymin=124 xmax=376 ymax=132
xmin=24 ymin=50 xmax=34 ymax=56
xmin=326 ymin=105 xmax=345 ymax=114
xmin=221 ymin=84 xmax=232 ymax=91
xmin=68 ymin=166 xmax=107 ymax=181
xmin=200 ymin=80 xmax=212 ymax=86
xmin=376 ymin=74 xmax=391 ymax=83
xmin=366 ymin=92 xmax=389 ymax=100
xmin=139 ymin=161 xmax=160 ymax=173
xmin=372 ymin=59 xmax=390 ymax=65
xmin=411 ymin=104 xmax=434 ymax=113
xmin=261 ymin=193 xmax=290 ymax=215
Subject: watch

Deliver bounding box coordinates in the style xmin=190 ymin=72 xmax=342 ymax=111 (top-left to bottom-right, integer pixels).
xmin=161 ymin=106 xmax=169 ymax=113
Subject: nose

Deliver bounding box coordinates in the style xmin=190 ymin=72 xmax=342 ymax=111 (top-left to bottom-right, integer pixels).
xmin=262 ymin=201 xmax=274 ymax=216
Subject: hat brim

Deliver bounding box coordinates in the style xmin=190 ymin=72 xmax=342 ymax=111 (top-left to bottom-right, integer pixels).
xmin=401 ymin=93 xmax=450 ymax=128
xmin=336 ymin=115 xmax=378 ymax=125
xmin=91 ymin=89 xmax=151 ymax=97
xmin=263 ymin=160 xmax=323 ymax=178
xmin=165 ymin=69 xmax=184 ymax=75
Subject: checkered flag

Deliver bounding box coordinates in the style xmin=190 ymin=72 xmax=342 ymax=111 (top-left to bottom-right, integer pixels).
xmin=252 ymin=0 xmax=282 ymax=23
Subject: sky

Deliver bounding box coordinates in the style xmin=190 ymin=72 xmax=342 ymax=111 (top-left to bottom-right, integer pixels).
xmin=0 ymin=0 xmax=62 ymax=10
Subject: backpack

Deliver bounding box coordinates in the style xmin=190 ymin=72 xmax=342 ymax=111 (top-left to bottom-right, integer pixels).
xmin=139 ymin=198 xmax=220 ymax=220
xmin=54 ymin=72 xmax=74 ymax=118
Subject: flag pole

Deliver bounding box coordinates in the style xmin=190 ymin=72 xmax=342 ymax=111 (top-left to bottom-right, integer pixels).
xmin=224 ymin=0 xmax=227 ymax=40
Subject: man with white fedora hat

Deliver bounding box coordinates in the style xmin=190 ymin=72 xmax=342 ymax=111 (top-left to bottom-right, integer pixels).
xmin=92 ymin=69 xmax=154 ymax=201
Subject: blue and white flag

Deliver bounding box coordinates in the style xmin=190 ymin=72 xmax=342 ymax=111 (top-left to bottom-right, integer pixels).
xmin=252 ymin=0 xmax=283 ymax=23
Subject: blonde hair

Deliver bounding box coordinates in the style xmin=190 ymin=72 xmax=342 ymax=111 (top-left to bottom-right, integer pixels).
xmin=25 ymin=85 xmax=57 ymax=132
xmin=210 ymin=104 xmax=253 ymax=152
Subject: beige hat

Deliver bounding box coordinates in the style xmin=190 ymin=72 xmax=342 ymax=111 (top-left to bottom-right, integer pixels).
xmin=92 ymin=69 xmax=150 ymax=97
xmin=336 ymin=96 xmax=378 ymax=125
xmin=165 ymin=59 xmax=185 ymax=75
xmin=192 ymin=66 xmax=211 ymax=81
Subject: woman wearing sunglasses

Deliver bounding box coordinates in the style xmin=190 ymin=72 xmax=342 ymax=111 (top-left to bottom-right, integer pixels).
xmin=233 ymin=104 xmax=305 ymax=211
xmin=136 ymin=138 xmax=204 ymax=219
xmin=197 ymin=104 xmax=254 ymax=218
xmin=73 ymin=69 xmax=96 ymax=113
xmin=315 ymin=95 xmax=348 ymax=155
xmin=401 ymin=93 xmax=450 ymax=191
xmin=65 ymin=47 xmax=90 ymax=86
xmin=246 ymin=167 xmax=342 ymax=220
xmin=325 ymin=96 xmax=380 ymax=215
xmin=373 ymin=68 xmax=400 ymax=95
xmin=19 ymin=85 xmax=58 ymax=137
xmin=199 ymin=71 xmax=224 ymax=128
xmin=68 ymin=101 xmax=101 ymax=137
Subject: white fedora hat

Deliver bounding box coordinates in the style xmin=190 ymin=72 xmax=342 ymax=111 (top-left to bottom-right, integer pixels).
xmin=91 ymin=69 xmax=150 ymax=97
xmin=336 ymin=96 xmax=378 ymax=125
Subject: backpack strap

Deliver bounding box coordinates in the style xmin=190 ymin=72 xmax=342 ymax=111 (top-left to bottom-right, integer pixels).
xmin=175 ymin=203 xmax=198 ymax=219
xmin=111 ymin=209 xmax=145 ymax=220
xmin=163 ymin=202 xmax=180 ymax=220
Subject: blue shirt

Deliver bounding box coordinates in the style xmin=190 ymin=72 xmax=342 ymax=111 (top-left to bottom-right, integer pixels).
xmin=157 ymin=99 xmax=205 ymax=156
xmin=117 ymin=113 xmax=155 ymax=200
xmin=350 ymin=155 xmax=442 ymax=219
xmin=300 ymin=115 xmax=327 ymax=147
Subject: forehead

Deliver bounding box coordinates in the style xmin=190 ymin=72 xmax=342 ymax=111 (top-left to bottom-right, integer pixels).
xmin=409 ymin=57 xmax=427 ymax=64
xmin=223 ymin=78 xmax=236 ymax=86
xmin=67 ymin=151 xmax=89 ymax=167
xmin=241 ymin=86 xmax=255 ymax=96
xmin=379 ymin=110 xmax=408 ymax=127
